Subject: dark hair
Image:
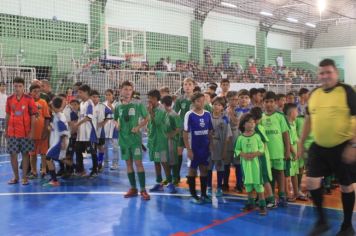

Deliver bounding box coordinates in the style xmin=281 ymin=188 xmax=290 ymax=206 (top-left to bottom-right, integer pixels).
xmin=239 ymin=113 xmax=254 ymax=133
xmin=258 ymin=88 xmax=266 ymax=94
xmin=277 ymin=93 xmax=286 ymax=100
xmin=191 ymin=92 xmax=205 ymax=103
xmin=204 ymin=91 xmax=214 ymax=99
xmin=0 ymin=82 xmax=6 ymax=86
xmin=212 ymin=96 xmax=226 ymax=108
xmin=90 ymin=90 xmax=100 ymax=96
xmin=121 ymin=80 xmax=134 ymax=88
xmin=78 ymin=84 xmax=91 ymax=93
xmin=227 ymin=91 xmax=239 ymax=99
xmin=286 ymin=92 xmax=294 ymax=97
xmin=238 ymin=89 xmax=249 ymax=97
xmin=220 ymin=78 xmax=230 ymax=84
xmin=193 ymin=86 xmax=202 ymax=93
xmin=249 ymin=88 xmax=260 ymax=98
xmin=70 ymin=99 xmax=80 ymax=105
xmin=52 ymin=97 xmax=63 ymax=109
xmin=58 ymin=93 xmax=66 ymax=99
xmin=161 ymin=95 xmax=173 ymax=107
xmin=159 ymin=86 xmax=170 ymax=94
xmin=283 ymin=103 xmax=298 ymax=115
xmin=74 ymin=82 xmax=83 ymax=87
xmin=13 ymin=77 xmax=25 ymax=85
xmin=105 ymin=89 xmax=114 ymax=95
xmin=298 ymin=88 xmax=309 ymax=96
xmin=319 ymin=59 xmax=336 ymax=68
xmin=147 ymin=89 xmax=161 ymax=100
xmin=29 ymin=84 xmax=40 ymax=92
xmin=208 ymin=84 xmax=217 ymax=92
xmin=264 ymin=91 xmax=277 ymax=101
xmin=250 ymin=107 xmax=263 ymax=120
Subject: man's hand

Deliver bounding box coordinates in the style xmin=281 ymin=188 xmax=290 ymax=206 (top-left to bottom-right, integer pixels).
xmin=41 ymin=130 xmax=49 ymax=140
xmin=297 ymin=142 xmax=305 ymax=160
xmin=187 ymin=149 xmax=194 ymax=160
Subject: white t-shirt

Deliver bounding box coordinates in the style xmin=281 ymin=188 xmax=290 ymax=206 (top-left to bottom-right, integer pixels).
xmin=103 ymin=101 xmax=118 ymax=139
xmin=93 ymin=102 xmax=113 ymax=139
xmin=0 ymin=92 xmax=7 ymax=119
xmin=47 ymin=112 xmax=69 ymax=160
xmin=276 ymin=56 xmax=284 ymax=67
xmin=77 ymin=99 xmax=97 ymax=142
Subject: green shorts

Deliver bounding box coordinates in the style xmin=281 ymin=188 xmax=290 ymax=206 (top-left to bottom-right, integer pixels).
xmin=149 ymin=149 xmax=168 ymax=163
xmin=271 ymin=159 xmax=285 ymax=171
xmin=298 ymin=157 xmax=305 ymax=169
xmin=245 ymin=184 xmax=264 ymax=193
xmin=285 ymin=159 xmax=299 ymax=177
xmin=168 ymin=138 xmax=178 ymax=165
xmin=259 ymin=155 xmax=272 ymax=184
xmin=121 ymin=146 xmax=142 ymax=161
xmin=178 ymin=134 xmax=185 ymax=148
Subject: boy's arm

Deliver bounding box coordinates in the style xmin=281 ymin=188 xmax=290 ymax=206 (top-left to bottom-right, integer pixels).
xmin=4 ymin=113 xmax=9 ymax=138
xmin=132 ymin=104 xmax=149 ymax=133
xmin=42 ymin=118 xmax=50 ymax=139
xmin=60 ymin=135 xmax=68 ymax=150
xmin=283 ymin=131 xmax=291 ymax=160
xmin=76 ymin=117 xmax=91 ymax=127
xmin=297 ymin=115 xmax=311 ymax=158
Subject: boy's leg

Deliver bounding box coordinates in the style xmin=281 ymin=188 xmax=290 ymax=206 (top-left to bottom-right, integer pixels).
xmin=177 ymin=145 xmax=183 ymax=182
xmin=291 ymin=176 xmax=299 ymax=199
xmin=104 ymin=138 xmax=110 ymax=167
xmin=75 ymin=141 xmax=85 ymax=174
xmin=161 ymin=162 xmax=172 ymax=184
xmin=10 ymin=153 xmax=19 ymax=181
xmin=199 ymin=164 xmax=209 ymax=199
xmin=30 ymin=153 xmax=37 ymax=175
xmin=235 ymin=163 xmax=243 ymax=192
xmin=187 ymin=168 xmax=198 ymax=200
xmin=154 ymin=162 xmax=163 ymax=184
xmin=89 ymin=142 xmax=98 ymax=175
xmin=21 ymin=152 xmax=30 ymax=180
xmin=257 ymin=186 xmax=267 ymax=215
xmin=207 ymin=160 xmax=213 ymax=188
xmin=276 ymin=169 xmax=286 ymax=205
xmin=112 ymin=138 xmax=120 ymax=168
xmin=223 ymin=164 xmax=231 ymax=190
xmin=46 ymin=158 xmax=57 ymax=182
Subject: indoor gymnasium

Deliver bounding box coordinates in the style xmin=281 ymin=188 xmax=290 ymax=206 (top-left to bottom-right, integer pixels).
xmin=0 ymin=0 xmax=355 ymax=235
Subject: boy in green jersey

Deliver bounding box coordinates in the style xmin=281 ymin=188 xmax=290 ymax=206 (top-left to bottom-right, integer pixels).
xmin=250 ymin=107 xmax=276 ymax=209
xmin=203 ymin=91 xmax=213 ymax=113
xmin=261 ymin=91 xmax=291 ymax=207
xmin=161 ymin=95 xmax=181 ymax=187
xmin=283 ymin=103 xmax=300 ymax=202
xmin=147 ymin=90 xmax=177 ymax=194
xmin=114 ymin=81 xmax=150 ymax=200
xmin=235 ymin=113 xmax=267 ymax=216
xmin=174 ymin=77 xmax=195 ymax=184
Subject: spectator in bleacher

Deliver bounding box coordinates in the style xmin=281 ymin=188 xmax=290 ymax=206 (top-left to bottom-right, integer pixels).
xmin=204 ymin=47 xmax=213 ymax=66
xmin=0 ymin=82 xmax=7 ymax=153
xmin=276 ymin=53 xmax=284 ymax=69
xmin=163 ymin=57 xmax=173 ymax=72
xmin=40 ymin=79 xmax=55 ymax=103
xmin=222 ymin=49 xmax=231 ymax=70
xmin=247 ymin=56 xmax=255 ymax=67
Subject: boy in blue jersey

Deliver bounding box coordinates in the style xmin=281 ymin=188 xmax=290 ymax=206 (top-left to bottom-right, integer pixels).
xmin=43 ymin=97 xmax=70 ymax=187
xmin=183 ymin=92 xmax=213 ymax=204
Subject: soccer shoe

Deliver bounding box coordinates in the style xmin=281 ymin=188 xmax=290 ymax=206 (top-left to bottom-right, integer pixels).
xmin=110 ymin=164 xmax=119 ymax=171
xmin=166 ymin=183 xmax=177 ymax=194
xmin=28 ymin=173 xmax=38 ymax=179
xmin=207 ymin=187 xmax=212 ymax=197
xmin=259 ymin=207 xmax=267 ymax=216
xmin=242 ymin=204 xmax=255 ymax=212
xmin=140 ymin=190 xmax=151 ymax=201
xmin=42 ymin=180 xmax=60 ymax=187
xmin=190 ymin=197 xmax=203 ymax=205
xmin=266 ymin=201 xmax=277 ymax=209
xmin=278 ymin=197 xmax=288 ymax=208
xmin=149 ymin=184 xmax=164 ymax=192
xmin=308 ymin=221 xmax=331 ymax=236
xmin=173 ymin=179 xmax=180 ymax=186
xmin=201 ymin=195 xmax=212 ymax=203
xmin=124 ymin=188 xmax=138 ymax=198
xmin=89 ymin=171 xmax=98 ymax=178
xmin=216 ymin=188 xmax=223 ymax=197
xmin=336 ymin=225 xmax=355 ymax=236
xmin=161 ymin=179 xmax=169 ymax=185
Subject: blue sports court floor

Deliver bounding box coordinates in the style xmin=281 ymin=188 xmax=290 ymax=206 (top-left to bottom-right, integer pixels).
xmin=0 ymin=151 xmax=354 ymax=236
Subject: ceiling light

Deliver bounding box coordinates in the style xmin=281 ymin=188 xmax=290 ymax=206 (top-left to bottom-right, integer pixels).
xmin=305 ymin=22 xmax=316 ymax=28
xmin=260 ymin=11 xmax=273 ymax=17
xmin=287 ymin=17 xmax=298 ymax=23
xmin=221 ymin=2 xmax=238 ymax=9
xmin=318 ymin=0 xmax=326 ymax=13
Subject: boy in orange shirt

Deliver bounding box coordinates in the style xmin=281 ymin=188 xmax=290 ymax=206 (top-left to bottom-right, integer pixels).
xmin=29 ymin=84 xmax=51 ymax=178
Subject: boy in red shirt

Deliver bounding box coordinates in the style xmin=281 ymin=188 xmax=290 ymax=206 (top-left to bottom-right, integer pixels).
xmin=5 ymin=77 xmax=37 ymax=185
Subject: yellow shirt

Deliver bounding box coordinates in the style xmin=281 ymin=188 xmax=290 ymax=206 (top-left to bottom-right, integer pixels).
xmin=307 ymin=83 xmax=356 ymax=147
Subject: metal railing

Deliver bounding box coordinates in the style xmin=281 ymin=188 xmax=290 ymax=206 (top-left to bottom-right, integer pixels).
xmin=262 ymin=83 xmax=319 ymax=94
xmin=0 ymin=66 xmax=36 ymax=94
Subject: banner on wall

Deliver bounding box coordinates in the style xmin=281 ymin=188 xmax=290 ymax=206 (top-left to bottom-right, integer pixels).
xmin=198 ymin=82 xmax=264 ymax=93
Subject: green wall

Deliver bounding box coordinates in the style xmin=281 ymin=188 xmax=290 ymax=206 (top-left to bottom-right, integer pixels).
xmin=267 ymin=48 xmax=291 ymax=66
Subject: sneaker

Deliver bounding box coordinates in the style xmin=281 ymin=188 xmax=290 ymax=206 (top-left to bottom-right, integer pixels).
xmin=266 ymin=201 xmax=277 ymax=209
xmin=42 ymin=180 xmax=60 ymax=187
xmin=190 ymin=197 xmax=203 ymax=205
xmin=124 ymin=188 xmax=138 ymax=198
xmin=56 ymin=169 xmax=65 ymax=177
xmin=28 ymin=173 xmax=38 ymax=179
xmin=207 ymin=187 xmax=212 ymax=197
xmin=308 ymin=221 xmax=330 ymax=236
xmin=161 ymin=179 xmax=169 ymax=185
xmin=140 ymin=190 xmax=150 ymax=201
xmin=242 ymin=204 xmax=255 ymax=212
xmin=201 ymin=195 xmax=212 ymax=203
xmin=76 ymin=171 xmax=87 ymax=177
xmin=89 ymin=171 xmax=98 ymax=178
xmin=216 ymin=188 xmax=223 ymax=197
xmin=98 ymin=164 xmax=103 ymax=173
xmin=110 ymin=164 xmax=119 ymax=171
xmin=259 ymin=207 xmax=267 ymax=216
xmin=234 ymin=186 xmax=243 ymax=193
xmin=173 ymin=179 xmax=180 ymax=186
xmin=166 ymin=183 xmax=177 ymax=194
xmin=336 ymin=224 xmax=355 ymax=236
xmin=149 ymin=184 xmax=164 ymax=192
xmin=278 ymin=197 xmax=288 ymax=208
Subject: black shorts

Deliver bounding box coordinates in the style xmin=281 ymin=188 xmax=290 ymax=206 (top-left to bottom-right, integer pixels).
xmin=97 ymin=138 xmax=105 ymax=146
xmin=76 ymin=141 xmax=97 ymax=154
xmin=66 ymin=137 xmax=77 ymax=157
xmin=307 ymin=141 xmax=356 ymax=186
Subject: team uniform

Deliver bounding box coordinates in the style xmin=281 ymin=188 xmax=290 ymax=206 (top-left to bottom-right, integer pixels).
xmin=6 ymin=94 xmax=37 ymax=154
xmin=30 ymin=98 xmax=50 ymax=156
xmin=174 ymin=96 xmax=192 ymax=147
xmin=166 ymin=110 xmax=181 ymax=166
xmin=63 ymin=104 xmax=78 ymax=161
xmin=260 ymin=112 xmax=289 ymax=171
xmin=234 ymin=133 xmax=265 ymax=193
xmin=184 ymin=110 xmax=213 ymax=169
xmin=255 ymin=124 xmax=272 ymax=184
xmin=114 ymin=99 xmax=148 ymax=160
xmin=103 ymin=100 xmax=120 ymax=169
xmin=285 ymin=121 xmax=299 ymax=177
xmin=46 ymin=112 xmax=70 ymax=161
xmin=76 ymin=99 xmax=98 ymax=174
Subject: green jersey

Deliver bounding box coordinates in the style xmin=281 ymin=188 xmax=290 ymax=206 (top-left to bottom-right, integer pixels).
xmin=261 ymin=112 xmax=289 ymax=160
xmin=147 ymin=107 xmax=169 ymax=152
xmin=166 ymin=110 xmax=181 ymax=142
xmin=235 ymin=133 xmax=264 ymax=185
xmin=204 ymin=104 xmax=213 ymax=113
xmin=114 ymin=100 xmax=148 ymax=148
xmin=288 ymin=121 xmax=298 ymax=159
xmin=174 ymin=96 xmax=192 ymax=125
xmin=296 ymin=116 xmax=314 ymax=149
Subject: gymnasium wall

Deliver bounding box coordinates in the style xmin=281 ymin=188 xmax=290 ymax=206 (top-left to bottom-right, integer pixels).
xmin=312 ymin=23 xmax=356 ymax=48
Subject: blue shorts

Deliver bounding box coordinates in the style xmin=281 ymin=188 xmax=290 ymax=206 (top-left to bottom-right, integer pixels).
xmin=190 ymin=155 xmax=209 ymax=169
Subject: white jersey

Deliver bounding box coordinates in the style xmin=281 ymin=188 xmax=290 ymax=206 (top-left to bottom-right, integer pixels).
xmin=0 ymin=92 xmax=7 ymax=119
xmin=103 ymin=100 xmax=119 ymax=139
xmin=77 ymin=99 xmax=97 ymax=143
xmin=93 ymin=102 xmax=113 ymax=139
xmin=47 ymin=112 xmax=69 ymax=160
